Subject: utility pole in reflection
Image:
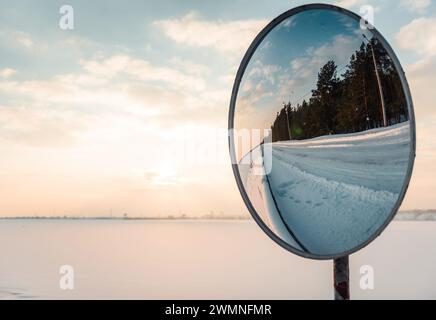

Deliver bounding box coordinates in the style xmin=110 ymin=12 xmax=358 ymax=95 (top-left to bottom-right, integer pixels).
xmin=363 ymin=34 xmax=387 ymax=127
xmin=285 ymin=105 xmax=292 ymax=140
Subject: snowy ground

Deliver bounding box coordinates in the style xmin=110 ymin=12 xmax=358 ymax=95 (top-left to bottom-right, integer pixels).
xmin=0 ymin=220 xmax=435 ymax=299
xmin=240 ymin=122 xmax=411 ymax=256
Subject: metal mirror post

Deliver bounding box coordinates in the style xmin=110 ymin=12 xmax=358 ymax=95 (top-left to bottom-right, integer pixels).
xmin=334 ymin=256 xmax=350 ymax=300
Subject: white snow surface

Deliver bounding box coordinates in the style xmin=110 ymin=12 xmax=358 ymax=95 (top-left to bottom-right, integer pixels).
xmin=239 ymin=121 xmax=411 ymax=256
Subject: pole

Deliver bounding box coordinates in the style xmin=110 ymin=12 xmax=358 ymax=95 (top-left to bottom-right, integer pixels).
xmin=334 ymin=256 xmax=350 ymax=300
xmin=364 ymin=35 xmax=387 ymax=127
xmin=285 ymin=107 xmax=292 ymax=140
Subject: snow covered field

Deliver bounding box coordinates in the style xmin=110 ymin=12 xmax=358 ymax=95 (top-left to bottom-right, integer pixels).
xmin=0 ymin=219 xmax=435 ymax=300
xmin=240 ymin=122 xmax=412 ymax=256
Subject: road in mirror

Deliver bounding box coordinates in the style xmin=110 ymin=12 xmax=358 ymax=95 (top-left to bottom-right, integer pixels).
xmin=232 ymin=8 xmax=413 ymax=257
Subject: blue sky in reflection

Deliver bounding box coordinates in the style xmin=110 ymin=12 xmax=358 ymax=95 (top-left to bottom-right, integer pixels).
xmin=236 ymin=9 xmax=368 ymax=132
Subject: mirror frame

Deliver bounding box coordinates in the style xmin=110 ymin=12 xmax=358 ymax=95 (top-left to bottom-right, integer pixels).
xmin=228 ymin=3 xmax=416 ymax=260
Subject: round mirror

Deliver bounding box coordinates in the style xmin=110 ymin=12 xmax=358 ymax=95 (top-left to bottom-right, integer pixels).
xmin=229 ymin=4 xmax=415 ymax=259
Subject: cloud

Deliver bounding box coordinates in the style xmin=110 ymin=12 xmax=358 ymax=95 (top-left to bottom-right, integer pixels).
xmin=395 ymin=18 xmax=436 ymax=118
xmin=334 ymin=0 xmax=382 ymax=13
xmin=396 ymin=18 xmax=436 ymax=57
xmin=153 ymin=11 xmax=267 ymax=54
xmin=0 ymin=53 xmax=211 ymax=110
xmin=400 ymin=0 xmax=432 ymax=13
xmin=247 ymin=60 xmax=280 ymax=85
xmin=0 ymin=51 xmax=229 ymax=148
xmin=405 ymin=56 xmax=436 ymax=118
xmin=236 ymin=60 xmax=282 ymax=131
xmin=335 ymin=0 xmax=365 ymax=8
xmin=401 ymin=76 xmax=436 ymax=210
xmin=78 ymin=54 xmax=227 ymax=124
xmin=289 ymin=35 xmax=361 ymax=92
xmin=0 ymin=68 xmax=17 ymax=78
xmin=168 ymin=57 xmax=211 ymax=77
xmin=14 ymin=31 xmax=34 ymax=48
xmin=236 ymin=34 xmax=363 ymax=132
xmin=309 ymin=35 xmax=361 ymax=63
xmin=0 ymin=77 xmax=83 ymax=106
xmin=0 ymin=104 xmax=83 ymax=148
xmin=0 ymin=30 xmax=34 ymax=48
xmin=80 ymin=54 xmax=206 ymax=91
xmin=397 ymin=26 xmax=436 ymax=209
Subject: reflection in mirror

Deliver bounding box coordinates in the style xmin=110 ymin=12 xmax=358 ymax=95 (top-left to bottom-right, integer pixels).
xmin=233 ymin=8 xmax=413 ymax=257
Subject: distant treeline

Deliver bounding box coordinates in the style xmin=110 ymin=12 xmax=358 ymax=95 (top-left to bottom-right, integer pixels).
xmin=271 ymin=39 xmax=408 ymax=142
xmin=0 ymin=214 xmax=250 ymax=221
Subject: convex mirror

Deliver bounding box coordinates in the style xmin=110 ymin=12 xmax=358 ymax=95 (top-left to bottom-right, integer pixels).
xmin=229 ymin=4 xmax=416 ymax=259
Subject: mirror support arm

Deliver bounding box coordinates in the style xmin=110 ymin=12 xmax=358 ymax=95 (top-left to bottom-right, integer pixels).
xmin=334 ymin=256 xmax=350 ymax=300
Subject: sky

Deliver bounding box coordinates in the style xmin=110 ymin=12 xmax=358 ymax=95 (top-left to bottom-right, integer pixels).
xmin=235 ymin=9 xmax=368 ymax=134
xmin=0 ymin=0 xmax=435 ymax=217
